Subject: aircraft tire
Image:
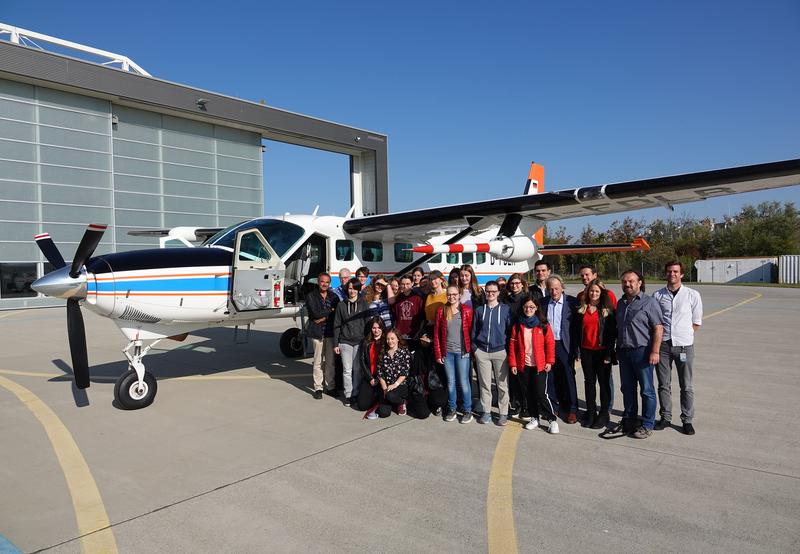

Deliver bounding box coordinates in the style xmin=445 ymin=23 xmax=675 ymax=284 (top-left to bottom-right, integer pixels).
xmin=280 ymin=327 xmax=305 ymax=358
xmin=115 ymin=369 xmax=157 ymax=410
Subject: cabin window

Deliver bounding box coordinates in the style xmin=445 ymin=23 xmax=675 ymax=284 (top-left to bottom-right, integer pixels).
xmin=362 ymin=241 xmax=383 ymax=262
xmin=430 ymin=254 xmax=442 ymax=264
xmin=475 ymin=253 xmax=486 ymax=265
xmin=462 ymin=253 xmax=473 ymax=265
xmin=335 ymin=240 xmax=354 ymax=261
xmin=446 ymin=253 xmax=459 ymax=264
xmin=394 ymin=243 xmax=413 ymax=263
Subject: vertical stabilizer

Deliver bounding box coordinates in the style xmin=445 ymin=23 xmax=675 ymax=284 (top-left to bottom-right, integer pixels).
xmin=524 ymin=162 xmax=545 ymax=245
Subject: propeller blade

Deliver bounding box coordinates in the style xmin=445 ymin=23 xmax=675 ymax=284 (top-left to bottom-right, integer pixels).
xmin=66 ymin=298 xmax=90 ymax=389
xmin=70 ymin=224 xmax=107 ymax=278
xmin=34 ymin=233 xmax=66 ymax=270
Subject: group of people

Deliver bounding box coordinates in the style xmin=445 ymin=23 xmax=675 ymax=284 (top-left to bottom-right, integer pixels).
xmin=303 ymin=259 xmax=702 ymax=439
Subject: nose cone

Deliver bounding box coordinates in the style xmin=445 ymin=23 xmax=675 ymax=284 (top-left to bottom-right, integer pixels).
xmin=32 ymin=266 xmax=87 ymax=299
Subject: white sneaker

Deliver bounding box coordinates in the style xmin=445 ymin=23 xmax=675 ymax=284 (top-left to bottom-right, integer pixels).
xmin=524 ymin=418 xmax=539 ymax=430
xmin=367 ymin=411 xmax=379 ymax=420
xmin=548 ymin=420 xmax=560 ymax=434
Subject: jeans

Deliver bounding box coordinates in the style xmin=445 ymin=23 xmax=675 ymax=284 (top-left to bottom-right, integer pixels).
xmin=618 ymin=346 xmax=657 ymax=429
xmin=339 ymin=343 xmax=360 ymax=399
xmin=444 ymin=351 xmax=472 ymax=413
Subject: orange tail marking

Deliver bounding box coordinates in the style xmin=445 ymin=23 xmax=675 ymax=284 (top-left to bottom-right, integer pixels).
xmin=527 ymin=162 xmax=545 ymax=245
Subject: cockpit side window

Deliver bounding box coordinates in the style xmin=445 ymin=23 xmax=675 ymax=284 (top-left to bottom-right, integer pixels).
xmin=205 ymin=219 xmax=304 ymax=258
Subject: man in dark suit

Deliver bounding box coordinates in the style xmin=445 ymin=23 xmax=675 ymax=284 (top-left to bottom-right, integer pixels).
xmin=546 ymin=275 xmax=580 ymax=423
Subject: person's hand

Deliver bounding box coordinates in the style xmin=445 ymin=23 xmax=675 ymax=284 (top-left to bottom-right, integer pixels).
xmin=649 ymin=351 xmax=659 ymax=365
xmin=334 ymin=346 xmax=341 ymax=355
xmin=510 ymin=367 xmax=517 ymax=375
xmin=437 ymin=358 xmax=445 ymax=365
xmin=370 ymin=378 xmax=376 ymax=386
xmin=314 ymin=317 xmax=325 ymax=324
xmin=544 ymin=363 xmax=552 ymax=372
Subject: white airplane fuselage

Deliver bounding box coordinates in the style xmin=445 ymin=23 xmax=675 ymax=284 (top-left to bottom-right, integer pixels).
xmin=74 ymin=214 xmax=536 ymax=341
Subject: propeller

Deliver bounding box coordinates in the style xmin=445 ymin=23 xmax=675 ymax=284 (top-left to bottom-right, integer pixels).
xmin=34 ymin=224 xmax=107 ymax=389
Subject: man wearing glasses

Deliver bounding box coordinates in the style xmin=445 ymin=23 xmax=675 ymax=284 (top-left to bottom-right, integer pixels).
xmin=471 ymin=281 xmax=512 ymax=426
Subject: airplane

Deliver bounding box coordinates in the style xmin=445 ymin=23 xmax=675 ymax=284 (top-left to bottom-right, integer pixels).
xmin=30 ymin=158 xmax=800 ymax=410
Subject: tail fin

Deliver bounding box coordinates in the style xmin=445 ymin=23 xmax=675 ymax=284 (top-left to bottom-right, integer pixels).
xmin=524 ymin=162 xmax=545 ymax=245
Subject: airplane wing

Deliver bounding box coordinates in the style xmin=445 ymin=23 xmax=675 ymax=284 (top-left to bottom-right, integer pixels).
xmin=127 ymin=227 xmax=224 ymax=240
xmin=342 ymin=158 xmax=800 ymax=240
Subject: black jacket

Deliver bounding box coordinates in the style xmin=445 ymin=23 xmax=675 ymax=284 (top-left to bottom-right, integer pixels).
xmin=333 ymin=298 xmax=370 ymax=346
xmin=358 ymin=338 xmax=380 ymax=383
xmin=305 ymin=289 xmax=339 ymax=340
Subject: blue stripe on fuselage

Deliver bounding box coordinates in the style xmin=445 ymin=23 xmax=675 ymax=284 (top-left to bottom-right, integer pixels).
xmin=88 ymin=277 xmax=230 ymax=292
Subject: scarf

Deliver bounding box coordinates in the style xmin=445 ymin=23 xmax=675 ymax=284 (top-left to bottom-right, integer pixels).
xmin=520 ymin=314 xmax=540 ymax=328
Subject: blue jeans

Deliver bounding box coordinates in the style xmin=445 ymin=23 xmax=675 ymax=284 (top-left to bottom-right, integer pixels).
xmin=618 ymin=346 xmax=656 ymax=429
xmin=444 ymin=351 xmax=472 ymax=413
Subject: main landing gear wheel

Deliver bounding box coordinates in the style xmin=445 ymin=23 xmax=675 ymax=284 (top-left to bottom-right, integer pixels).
xmin=114 ymin=369 xmax=157 ymax=410
xmin=280 ymin=327 xmax=305 ymax=358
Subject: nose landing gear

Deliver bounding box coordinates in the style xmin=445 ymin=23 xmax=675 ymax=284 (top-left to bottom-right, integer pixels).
xmin=115 ymin=339 xmax=160 ymax=409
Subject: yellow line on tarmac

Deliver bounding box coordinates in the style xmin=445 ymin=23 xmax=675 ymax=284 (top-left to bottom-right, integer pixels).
xmin=485 ymin=290 xmax=763 ymax=553
xmin=0 ymin=376 xmax=117 ymax=553
xmin=486 ymin=423 xmax=523 ymax=554
xmin=704 ymin=292 xmax=762 ymax=319
xmin=0 ymin=369 xmax=62 ymax=378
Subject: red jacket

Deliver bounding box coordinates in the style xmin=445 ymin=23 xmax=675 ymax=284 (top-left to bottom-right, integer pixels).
xmin=433 ymin=304 xmax=473 ymax=360
xmin=508 ymin=322 xmax=555 ymax=372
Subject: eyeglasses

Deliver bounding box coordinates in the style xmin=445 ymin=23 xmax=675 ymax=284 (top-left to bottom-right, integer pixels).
xmin=510 ymin=281 xmax=522 ymax=286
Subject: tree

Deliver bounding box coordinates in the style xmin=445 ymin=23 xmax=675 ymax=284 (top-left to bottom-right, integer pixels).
xmin=712 ymin=202 xmax=800 ymax=257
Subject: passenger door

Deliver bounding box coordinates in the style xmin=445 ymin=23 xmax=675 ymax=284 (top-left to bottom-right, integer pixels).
xmin=230 ymin=229 xmax=286 ymax=312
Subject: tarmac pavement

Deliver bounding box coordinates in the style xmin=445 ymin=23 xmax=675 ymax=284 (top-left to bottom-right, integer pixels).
xmin=0 ymin=284 xmax=798 ymax=553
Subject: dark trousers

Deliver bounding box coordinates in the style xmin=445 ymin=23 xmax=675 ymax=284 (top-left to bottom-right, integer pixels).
xmin=377 ymin=384 xmax=408 ymax=418
xmin=357 ymin=381 xmax=379 ymax=411
xmin=552 ymin=340 xmax=577 ymax=414
xmin=580 ymin=348 xmax=611 ymax=416
xmin=523 ymin=366 xmax=557 ymax=422
xmin=509 ymin=371 xmax=523 ymax=411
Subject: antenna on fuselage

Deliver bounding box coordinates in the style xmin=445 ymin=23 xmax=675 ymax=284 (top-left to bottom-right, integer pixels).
xmin=311 ymin=205 xmax=320 ymax=217
xmin=344 ymin=205 xmax=356 ymax=219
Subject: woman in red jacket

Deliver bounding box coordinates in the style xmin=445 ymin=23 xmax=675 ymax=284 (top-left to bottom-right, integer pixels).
xmin=434 ymin=285 xmax=474 ymax=423
xmin=508 ymin=297 xmax=559 ymax=434
xmin=575 ymin=279 xmax=617 ymax=429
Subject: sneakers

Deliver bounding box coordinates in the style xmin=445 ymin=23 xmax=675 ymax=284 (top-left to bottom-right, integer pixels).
xmin=432 ymin=407 xmax=442 ymax=416
xmin=461 ymin=412 xmax=474 ymax=424
xmin=524 ymin=418 xmax=539 ymax=431
xmin=683 ymin=423 xmax=696 ymax=435
xmin=397 ymin=402 xmax=407 ymax=416
xmin=508 ymin=404 xmax=520 ymax=417
xmin=495 ymin=415 xmax=508 ymax=427
xmin=478 ymin=413 xmax=492 ymax=425
xmin=313 ymin=390 xmax=323 ymax=400
xmin=654 ymin=418 xmax=671 ymax=430
xmin=343 ymin=398 xmax=351 ymax=407
xmin=444 ymin=409 xmax=457 ymax=422
xmin=367 ymin=411 xmax=379 ymax=420
xmin=632 ymin=426 xmax=652 ymax=439
xmin=548 ymin=420 xmax=560 ymax=434
xmin=566 ymin=412 xmax=578 ymax=424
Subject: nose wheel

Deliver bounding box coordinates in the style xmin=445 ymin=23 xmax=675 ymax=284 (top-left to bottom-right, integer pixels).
xmin=115 ymin=339 xmax=160 ymax=409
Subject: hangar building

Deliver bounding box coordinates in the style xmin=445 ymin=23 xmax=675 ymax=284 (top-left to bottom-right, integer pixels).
xmin=0 ymin=24 xmax=388 ymax=309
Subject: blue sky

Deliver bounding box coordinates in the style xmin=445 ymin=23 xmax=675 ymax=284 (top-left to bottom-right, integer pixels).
xmin=4 ymin=1 xmax=798 ymax=238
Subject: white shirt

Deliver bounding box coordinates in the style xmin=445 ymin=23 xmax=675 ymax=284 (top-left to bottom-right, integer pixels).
xmin=653 ymin=285 xmax=702 ymax=346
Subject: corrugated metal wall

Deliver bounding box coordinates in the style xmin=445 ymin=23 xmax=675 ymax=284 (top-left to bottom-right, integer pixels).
xmin=779 ymin=255 xmax=800 ymax=284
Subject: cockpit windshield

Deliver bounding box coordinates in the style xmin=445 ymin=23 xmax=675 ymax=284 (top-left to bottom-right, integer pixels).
xmin=204 ymin=219 xmax=305 ymax=258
